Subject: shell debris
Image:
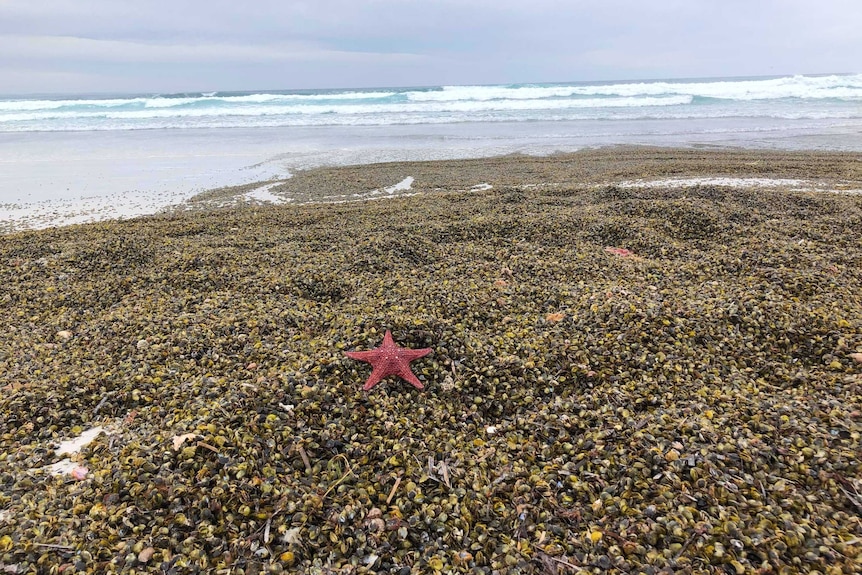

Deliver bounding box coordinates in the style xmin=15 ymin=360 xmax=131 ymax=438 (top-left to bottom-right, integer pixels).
xmin=0 ymin=148 xmax=860 ymax=574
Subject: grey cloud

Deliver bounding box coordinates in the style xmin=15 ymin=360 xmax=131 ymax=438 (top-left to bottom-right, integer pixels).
xmin=1 ymin=0 xmax=860 ymax=93
xmin=0 ymin=35 xmax=424 ymax=65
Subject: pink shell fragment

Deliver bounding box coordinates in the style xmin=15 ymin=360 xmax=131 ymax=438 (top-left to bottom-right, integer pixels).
xmin=70 ymin=466 xmax=89 ymax=480
xmin=604 ymin=246 xmax=635 ymax=257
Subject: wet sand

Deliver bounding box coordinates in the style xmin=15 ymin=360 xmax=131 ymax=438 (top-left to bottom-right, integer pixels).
xmin=180 ymin=146 xmax=862 ymax=211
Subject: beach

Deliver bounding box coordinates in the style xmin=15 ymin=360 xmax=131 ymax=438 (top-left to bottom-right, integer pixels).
xmin=1 ymin=147 xmax=861 ymax=574
xmin=3 ymin=74 xmax=862 ymax=234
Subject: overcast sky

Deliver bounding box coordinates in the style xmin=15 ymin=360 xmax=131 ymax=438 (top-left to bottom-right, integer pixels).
xmin=1 ymin=0 xmax=860 ymax=95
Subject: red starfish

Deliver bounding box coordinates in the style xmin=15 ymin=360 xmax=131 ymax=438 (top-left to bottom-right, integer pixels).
xmin=344 ymin=330 xmax=432 ymax=391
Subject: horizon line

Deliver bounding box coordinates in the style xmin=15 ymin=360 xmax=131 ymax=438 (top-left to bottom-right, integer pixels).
xmin=1 ymin=70 xmax=857 ymax=100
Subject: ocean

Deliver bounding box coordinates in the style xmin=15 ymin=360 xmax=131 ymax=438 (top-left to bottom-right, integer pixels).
xmin=2 ymin=74 xmax=861 ymax=229
xmin=4 ymin=74 xmax=862 ymax=132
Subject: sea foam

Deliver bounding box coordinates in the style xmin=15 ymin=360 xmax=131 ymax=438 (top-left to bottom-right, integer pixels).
xmin=2 ymin=74 xmax=859 ymax=133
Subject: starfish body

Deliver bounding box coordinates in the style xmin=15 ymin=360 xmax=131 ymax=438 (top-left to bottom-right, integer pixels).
xmin=345 ymin=330 xmax=432 ymax=391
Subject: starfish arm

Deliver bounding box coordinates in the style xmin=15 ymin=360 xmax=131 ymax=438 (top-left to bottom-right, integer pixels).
xmin=382 ymin=330 xmax=396 ymax=347
xmin=344 ymin=350 xmax=377 ymax=362
xmin=362 ymin=363 xmax=391 ymax=391
xmin=396 ymin=366 xmax=425 ymax=390
xmin=399 ymin=347 xmax=432 ymax=360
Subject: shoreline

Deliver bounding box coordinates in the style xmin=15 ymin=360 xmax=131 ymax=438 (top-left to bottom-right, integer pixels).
xmin=3 ymin=146 xmax=862 ymax=234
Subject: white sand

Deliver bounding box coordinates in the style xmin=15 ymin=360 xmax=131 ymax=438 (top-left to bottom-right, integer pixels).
xmin=45 ymin=459 xmax=85 ymax=476
xmin=55 ymin=426 xmax=109 ymax=456
xmin=0 ymin=189 xmax=192 ymax=232
xmin=617 ymin=176 xmax=861 ymax=194
xmin=321 ymin=176 xmax=418 ymax=202
xmin=41 ymin=426 xmax=111 ymax=477
xmin=619 ymin=177 xmax=808 ymax=188
xmin=384 ymin=176 xmax=414 ymax=194
xmin=243 ymin=182 xmax=293 ymax=204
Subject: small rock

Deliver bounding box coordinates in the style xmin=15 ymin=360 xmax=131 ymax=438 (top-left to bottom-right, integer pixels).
xmin=137 ymin=547 xmax=155 ymax=564
xmin=136 ymin=339 xmax=150 ymax=350
xmin=56 ymin=330 xmax=73 ymax=340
